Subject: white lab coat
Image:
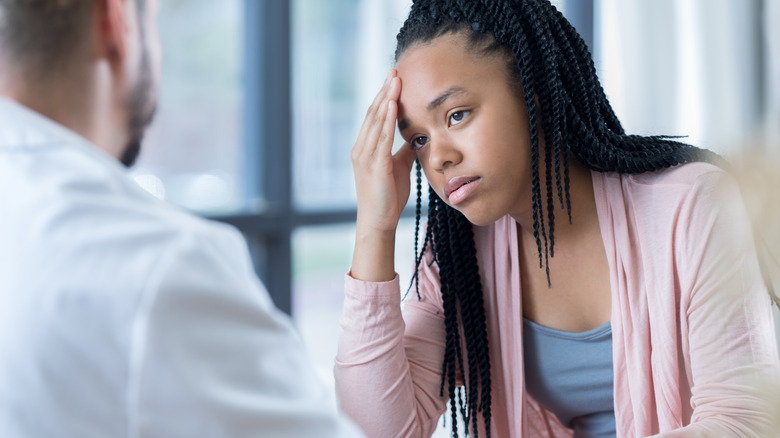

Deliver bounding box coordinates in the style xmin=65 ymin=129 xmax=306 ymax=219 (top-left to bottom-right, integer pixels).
xmin=0 ymin=99 xmax=365 ymax=438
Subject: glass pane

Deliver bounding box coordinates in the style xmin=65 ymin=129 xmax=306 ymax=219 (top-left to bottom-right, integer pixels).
xmin=131 ymin=0 xmax=245 ymax=214
xmin=292 ymin=219 xmax=455 ymax=436
xmin=292 ymin=220 xmax=416 ymax=378
xmin=292 ymin=0 xmax=412 ymax=210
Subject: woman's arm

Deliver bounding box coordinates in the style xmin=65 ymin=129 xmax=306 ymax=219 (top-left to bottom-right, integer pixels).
xmin=335 ymin=258 xmax=450 ymax=437
xmin=349 ymin=69 xmax=416 ymax=283
xmin=657 ymin=170 xmax=780 ymax=437
xmin=335 ymin=70 xmax=447 ymax=437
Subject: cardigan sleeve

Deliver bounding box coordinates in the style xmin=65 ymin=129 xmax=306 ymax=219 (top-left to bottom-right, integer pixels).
xmin=654 ymin=170 xmax=780 ymax=437
xmin=334 ymin=249 xmax=450 ymax=438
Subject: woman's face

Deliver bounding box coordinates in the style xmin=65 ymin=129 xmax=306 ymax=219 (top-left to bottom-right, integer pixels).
xmin=396 ymin=31 xmax=533 ymax=226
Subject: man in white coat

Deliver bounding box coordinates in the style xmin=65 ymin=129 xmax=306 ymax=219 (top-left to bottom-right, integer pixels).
xmin=0 ymin=0 xmax=364 ymax=437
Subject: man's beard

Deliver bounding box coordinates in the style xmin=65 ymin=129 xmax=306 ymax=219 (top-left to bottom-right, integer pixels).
xmin=120 ymin=48 xmax=157 ymax=168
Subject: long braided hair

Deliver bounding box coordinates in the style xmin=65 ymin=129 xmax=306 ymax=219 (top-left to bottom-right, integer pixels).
xmin=396 ymin=1 xmax=719 ymax=436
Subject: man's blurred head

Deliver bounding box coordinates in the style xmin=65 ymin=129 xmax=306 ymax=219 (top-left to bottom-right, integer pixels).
xmin=0 ymin=0 xmax=161 ymax=167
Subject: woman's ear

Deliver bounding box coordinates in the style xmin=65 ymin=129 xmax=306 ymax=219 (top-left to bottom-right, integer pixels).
xmin=94 ymin=0 xmax=129 ymax=63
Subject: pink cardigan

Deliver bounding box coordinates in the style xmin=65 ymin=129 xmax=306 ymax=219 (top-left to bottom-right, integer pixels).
xmin=335 ymin=163 xmax=780 ymax=437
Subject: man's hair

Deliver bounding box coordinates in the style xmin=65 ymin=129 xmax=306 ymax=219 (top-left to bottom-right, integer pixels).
xmin=0 ymin=0 xmax=145 ymax=76
xmin=397 ymin=1 xmax=719 ymax=437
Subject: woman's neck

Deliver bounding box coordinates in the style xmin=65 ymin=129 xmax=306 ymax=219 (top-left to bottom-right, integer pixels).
xmin=511 ymin=158 xmax=600 ymax=245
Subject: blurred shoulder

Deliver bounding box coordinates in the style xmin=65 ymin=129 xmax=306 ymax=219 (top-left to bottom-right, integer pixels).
xmin=629 ymin=161 xmax=731 ymax=187
xmin=596 ymin=161 xmax=737 ymax=205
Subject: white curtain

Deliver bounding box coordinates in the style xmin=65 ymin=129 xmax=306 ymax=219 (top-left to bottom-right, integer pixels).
xmin=595 ymin=0 xmax=766 ymax=156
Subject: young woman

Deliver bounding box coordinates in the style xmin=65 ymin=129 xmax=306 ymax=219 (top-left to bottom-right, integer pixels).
xmin=335 ymin=0 xmax=780 ymax=436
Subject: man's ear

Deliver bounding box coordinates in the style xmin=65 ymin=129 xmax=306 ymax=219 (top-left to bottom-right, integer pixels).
xmin=94 ymin=0 xmax=128 ymax=62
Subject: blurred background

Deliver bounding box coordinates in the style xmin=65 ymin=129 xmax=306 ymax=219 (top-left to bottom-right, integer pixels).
xmin=130 ymin=0 xmax=779 ymax=434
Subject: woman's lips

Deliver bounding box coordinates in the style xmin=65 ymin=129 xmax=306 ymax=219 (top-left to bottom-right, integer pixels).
xmin=445 ymin=176 xmax=481 ymax=205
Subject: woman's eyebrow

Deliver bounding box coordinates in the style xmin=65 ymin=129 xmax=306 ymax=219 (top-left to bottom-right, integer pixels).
xmin=398 ymin=86 xmax=467 ymax=132
xmin=427 ymin=86 xmax=466 ymax=111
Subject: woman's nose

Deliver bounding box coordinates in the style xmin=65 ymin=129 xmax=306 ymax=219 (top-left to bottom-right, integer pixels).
xmin=428 ymin=137 xmax=462 ymax=171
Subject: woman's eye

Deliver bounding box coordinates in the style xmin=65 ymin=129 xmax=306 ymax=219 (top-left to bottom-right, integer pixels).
xmin=449 ymin=110 xmax=470 ymax=126
xmin=412 ymin=136 xmax=430 ymax=149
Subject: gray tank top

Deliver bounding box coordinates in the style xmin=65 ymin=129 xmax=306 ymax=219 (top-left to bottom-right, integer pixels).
xmin=522 ymin=318 xmax=616 ymax=437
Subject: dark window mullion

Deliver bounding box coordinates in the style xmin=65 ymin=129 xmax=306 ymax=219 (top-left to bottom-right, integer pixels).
xmin=237 ymin=0 xmax=293 ymax=315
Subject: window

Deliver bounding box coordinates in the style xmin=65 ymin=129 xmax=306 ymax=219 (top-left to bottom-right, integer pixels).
xmin=133 ymin=0 xmax=245 ymax=214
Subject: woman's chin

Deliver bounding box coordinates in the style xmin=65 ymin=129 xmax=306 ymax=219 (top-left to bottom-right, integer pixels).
xmin=457 ymin=207 xmax=503 ymax=227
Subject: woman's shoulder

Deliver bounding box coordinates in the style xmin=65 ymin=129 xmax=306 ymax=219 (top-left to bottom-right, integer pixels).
xmin=596 ymin=161 xmax=736 ymax=203
xmin=633 ymin=161 xmax=728 ymax=185
xmin=602 ymin=161 xmax=726 ymax=187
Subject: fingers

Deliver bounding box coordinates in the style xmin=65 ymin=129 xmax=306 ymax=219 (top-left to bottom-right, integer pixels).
xmin=352 ymin=70 xmax=399 ymax=163
xmin=393 ymin=141 xmax=416 ymax=173
xmin=364 ymin=76 xmax=400 ymax=156
xmin=369 ymin=70 xmax=395 ymax=115
xmin=354 ymin=71 xmax=394 ymax=150
xmin=367 ymin=76 xmax=400 ymax=158
xmin=377 ymin=97 xmax=399 ymax=157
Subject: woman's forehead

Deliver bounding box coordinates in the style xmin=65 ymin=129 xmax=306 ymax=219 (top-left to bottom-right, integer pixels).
xmin=396 ymin=34 xmax=509 ymax=102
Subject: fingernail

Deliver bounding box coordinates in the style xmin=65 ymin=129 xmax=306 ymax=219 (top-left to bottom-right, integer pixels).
xmin=384 ymin=70 xmax=393 ymax=85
